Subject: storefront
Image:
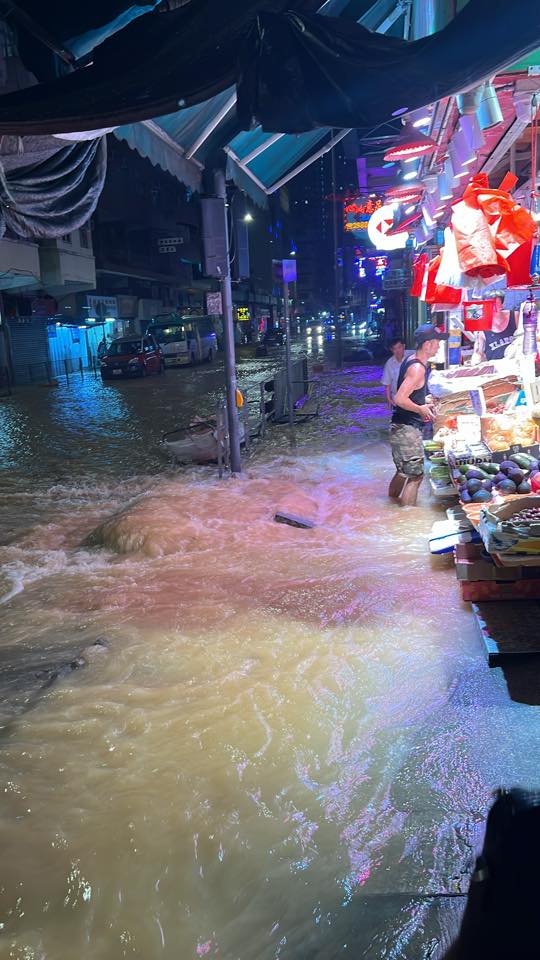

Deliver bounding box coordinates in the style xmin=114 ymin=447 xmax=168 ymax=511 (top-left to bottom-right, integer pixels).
xmin=411 ymin=174 xmax=540 ymax=656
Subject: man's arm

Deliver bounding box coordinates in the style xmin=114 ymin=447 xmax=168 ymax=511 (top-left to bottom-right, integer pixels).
xmin=471 ymin=330 xmax=486 ymax=365
xmin=394 ymin=365 xmax=435 ymax=421
xmin=381 ymin=360 xmax=394 ymax=409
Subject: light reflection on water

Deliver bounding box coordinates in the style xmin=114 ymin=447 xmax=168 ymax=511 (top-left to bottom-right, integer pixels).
xmin=1 ymin=362 xmax=540 ymax=958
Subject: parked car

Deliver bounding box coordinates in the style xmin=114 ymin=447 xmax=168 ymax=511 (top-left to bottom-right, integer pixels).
xmin=263 ymin=328 xmax=284 ymax=347
xmin=100 ymin=335 xmax=164 ymax=380
xmin=147 ymin=315 xmax=218 ymax=367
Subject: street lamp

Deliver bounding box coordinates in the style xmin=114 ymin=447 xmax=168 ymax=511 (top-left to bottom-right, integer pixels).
xmin=243 ymin=212 xmax=254 ymax=223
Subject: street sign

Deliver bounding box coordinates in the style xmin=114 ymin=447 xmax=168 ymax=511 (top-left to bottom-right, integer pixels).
xmin=282 ymin=259 xmax=297 ymax=283
xmin=206 ymin=292 xmax=222 ymax=316
xmin=158 ymin=237 xmax=183 ymax=246
xmin=382 ymin=268 xmax=412 ymax=290
xmin=86 ymin=295 xmax=118 ymax=319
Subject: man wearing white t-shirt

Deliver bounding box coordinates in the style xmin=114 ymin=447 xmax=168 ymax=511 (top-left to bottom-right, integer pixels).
xmin=381 ymin=338 xmax=414 ymax=410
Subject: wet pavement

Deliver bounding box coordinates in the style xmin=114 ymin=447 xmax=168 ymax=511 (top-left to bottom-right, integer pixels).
xmin=1 ymin=349 xmax=540 ymax=959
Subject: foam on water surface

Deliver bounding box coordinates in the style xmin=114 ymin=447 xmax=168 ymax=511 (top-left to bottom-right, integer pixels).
xmin=1 ymin=363 xmax=539 ymax=959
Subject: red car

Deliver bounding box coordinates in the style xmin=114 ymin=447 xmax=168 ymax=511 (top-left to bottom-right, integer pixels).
xmin=100 ymin=335 xmax=164 ymax=380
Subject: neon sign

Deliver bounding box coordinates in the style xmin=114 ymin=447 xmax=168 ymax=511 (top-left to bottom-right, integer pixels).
xmin=355 ymin=255 xmax=388 ymax=279
xmin=367 ymin=204 xmax=408 ymax=251
xmin=344 ymin=197 xmax=382 ymax=234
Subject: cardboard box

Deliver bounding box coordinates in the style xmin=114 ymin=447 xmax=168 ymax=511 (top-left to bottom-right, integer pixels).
xmin=455 ymin=559 xmax=522 ymax=582
xmin=455 ymin=542 xmax=483 ymax=561
xmin=460 ymin=579 xmax=540 ymax=602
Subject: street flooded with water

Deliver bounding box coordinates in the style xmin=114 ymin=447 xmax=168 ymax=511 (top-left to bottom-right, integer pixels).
xmin=2 ymin=353 xmax=540 ymax=959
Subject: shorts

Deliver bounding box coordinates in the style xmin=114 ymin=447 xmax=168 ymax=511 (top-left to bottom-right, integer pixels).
xmin=390 ymin=423 xmax=424 ymax=478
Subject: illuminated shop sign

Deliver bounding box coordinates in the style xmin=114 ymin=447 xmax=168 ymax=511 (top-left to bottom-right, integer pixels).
xmin=355 ymin=255 xmax=388 ymax=279
xmin=343 ymin=197 xmax=382 ymax=234
xmin=367 ymin=204 xmax=409 ymax=251
xmin=237 ymin=307 xmax=250 ymax=322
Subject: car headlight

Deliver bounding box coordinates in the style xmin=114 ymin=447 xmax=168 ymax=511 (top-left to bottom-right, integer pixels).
xmin=128 ymin=358 xmax=140 ymax=365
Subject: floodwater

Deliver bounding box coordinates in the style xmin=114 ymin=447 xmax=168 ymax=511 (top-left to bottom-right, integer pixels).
xmin=2 ymin=353 xmax=540 ymax=960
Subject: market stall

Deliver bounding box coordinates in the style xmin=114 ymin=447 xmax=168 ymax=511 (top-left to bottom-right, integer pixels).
xmin=409 ymin=169 xmax=540 ymax=659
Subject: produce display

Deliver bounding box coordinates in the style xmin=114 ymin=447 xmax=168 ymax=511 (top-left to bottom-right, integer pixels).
xmin=511 ymin=506 xmax=540 ymax=524
xmin=452 ymin=453 xmax=540 ymax=504
xmin=480 ymin=414 xmax=537 ymax=452
xmin=424 ymin=441 xmax=456 ymax=494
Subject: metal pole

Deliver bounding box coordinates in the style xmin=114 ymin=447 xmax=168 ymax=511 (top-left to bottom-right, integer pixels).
xmin=217 ymin=401 xmax=224 ymax=479
xmin=214 ymin=168 xmax=242 ymax=474
xmin=259 ymin=382 xmax=266 ymax=438
xmin=242 ymin=391 xmax=250 ymax=453
xmin=283 ymin=279 xmax=295 ymax=430
xmin=331 ymin=135 xmax=342 ymax=369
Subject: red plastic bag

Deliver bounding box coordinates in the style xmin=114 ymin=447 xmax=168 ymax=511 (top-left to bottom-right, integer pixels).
xmin=453 ymin=173 xmax=536 ymax=279
xmin=410 ymin=252 xmax=428 ymax=297
xmin=463 ymin=300 xmax=494 ymax=332
xmin=424 ymin=255 xmax=462 ymax=305
xmin=506 ymin=238 xmax=533 ymax=288
xmin=452 ymin=198 xmax=502 ymax=279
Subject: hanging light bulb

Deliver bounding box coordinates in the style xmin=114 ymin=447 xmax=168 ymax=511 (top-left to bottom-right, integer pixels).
xmin=423 ymin=174 xmax=439 ymax=195
xmin=477 ymin=81 xmax=503 ymax=130
xmin=456 ymin=86 xmax=484 ymax=116
xmin=459 ymin=115 xmax=484 ymax=152
xmin=438 ymin=160 xmax=454 ymax=201
xmin=383 ymin=122 xmax=436 ymax=162
xmin=449 ymin=142 xmax=469 ymax=180
xmin=513 ymin=89 xmax=534 ymax=123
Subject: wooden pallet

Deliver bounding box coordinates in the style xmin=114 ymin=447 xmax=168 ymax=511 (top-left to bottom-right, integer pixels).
xmin=472 ymin=601 xmax=540 ymax=665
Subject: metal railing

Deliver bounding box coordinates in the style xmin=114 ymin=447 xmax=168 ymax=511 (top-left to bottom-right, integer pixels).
xmin=11 ymin=357 xmax=87 ymax=385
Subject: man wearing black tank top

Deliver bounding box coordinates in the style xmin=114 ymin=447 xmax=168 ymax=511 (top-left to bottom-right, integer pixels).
xmin=388 ymin=324 xmax=448 ymax=506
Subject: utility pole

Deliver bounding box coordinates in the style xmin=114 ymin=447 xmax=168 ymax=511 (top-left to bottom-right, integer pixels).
xmin=283 ymin=278 xmax=295 ymax=430
xmin=213 ymin=168 xmax=242 ymax=474
xmin=331 ymin=135 xmax=342 ymax=369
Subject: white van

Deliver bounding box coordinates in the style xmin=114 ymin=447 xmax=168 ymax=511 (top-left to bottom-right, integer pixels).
xmin=148 ymin=315 xmax=217 ymax=367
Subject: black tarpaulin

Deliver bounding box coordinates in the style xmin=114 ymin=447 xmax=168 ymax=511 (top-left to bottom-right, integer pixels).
xmin=0 ymin=0 xmax=305 ymax=135
xmin=0 ymin=0 xmax=538 ymax=136
xmin=237 ymin=0 xmax=540 ymax=132
xmin=0 ymin=137 xmax=107 ymax=238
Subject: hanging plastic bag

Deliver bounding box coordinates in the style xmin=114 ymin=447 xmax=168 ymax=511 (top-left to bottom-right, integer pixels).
xmin=506 ymin=238 xmax=533 ymax=288
xmin=410 ymin=252 xmax=428 ymax=297
xmin=463 ymin=299 xmax=494 ymax=332
xmin=425 ymin=255 xmax=463 ymax=305
xmin=435 ymin=227 xmax=464 ymax=288
xmin=452 ymin=197 xmax=503 ymax=280
xmin=457 ymin=173 xmax=536 ymax=276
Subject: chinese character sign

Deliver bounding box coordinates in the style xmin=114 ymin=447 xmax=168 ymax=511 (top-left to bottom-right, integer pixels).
xmin=343 ymin=197 xmax=382 ymax=236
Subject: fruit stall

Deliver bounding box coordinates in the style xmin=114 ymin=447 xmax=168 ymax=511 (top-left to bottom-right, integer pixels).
xmin=424 ymin=363 xmax=540 ymax=663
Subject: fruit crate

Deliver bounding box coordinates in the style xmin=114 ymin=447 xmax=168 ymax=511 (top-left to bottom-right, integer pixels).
xmin=478 ymin=496 xmax=540 ymax=556
xmin=446 ymin=444 xmax=493 ymax=469
xmin=487 ymin=443 xmax=540 ymax=464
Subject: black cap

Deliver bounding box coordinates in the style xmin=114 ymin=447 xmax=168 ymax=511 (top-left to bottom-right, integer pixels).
xmin=415 ymin=323 xmax=449 ymax=347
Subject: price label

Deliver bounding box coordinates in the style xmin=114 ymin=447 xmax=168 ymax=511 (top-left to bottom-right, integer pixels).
xmin=456 ymin=414 xmax=481 ymax=443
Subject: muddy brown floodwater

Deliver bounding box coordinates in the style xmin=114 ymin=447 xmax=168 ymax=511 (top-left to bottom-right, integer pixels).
xmin=1 ymin=359 xmax=540 ymax=960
